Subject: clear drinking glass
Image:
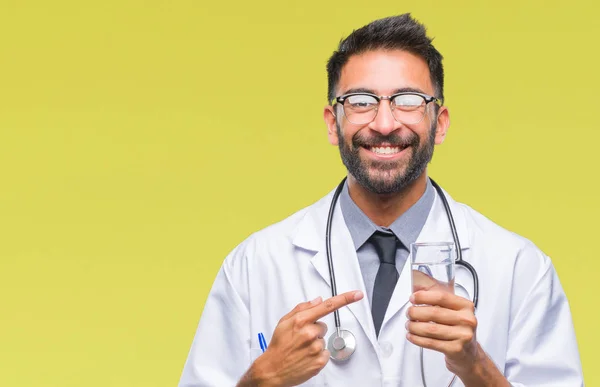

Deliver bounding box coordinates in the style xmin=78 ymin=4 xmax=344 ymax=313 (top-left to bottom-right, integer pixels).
xmin=410 ymin=242 xmax=456 ymax=296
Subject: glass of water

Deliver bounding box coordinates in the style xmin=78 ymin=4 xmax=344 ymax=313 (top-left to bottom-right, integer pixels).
xmin=410 ymin=242 xmax=456 ymax=296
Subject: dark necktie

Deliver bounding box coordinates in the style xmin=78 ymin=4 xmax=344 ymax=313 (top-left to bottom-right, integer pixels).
xmin=370 ymin=231 xmax=399 ymax=337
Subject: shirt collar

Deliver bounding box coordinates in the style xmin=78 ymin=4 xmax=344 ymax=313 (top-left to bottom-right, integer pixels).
xmin=339 ymin=178 xmax=435 ymax=250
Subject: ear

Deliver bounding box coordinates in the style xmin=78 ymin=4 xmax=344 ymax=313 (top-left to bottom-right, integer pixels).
xmin=323 ymin=105 xmax=339 ymax=145
xmin=324 ymin=105 xmax=339 ymax=146
xmin=434 ymin=105 xmax=450 ymax=145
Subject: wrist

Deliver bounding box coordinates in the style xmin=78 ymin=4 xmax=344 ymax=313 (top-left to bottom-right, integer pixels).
xmin=456 ymin=344 xmax=509 ymax=387
xmin=237 ymin=353 xmax=280 ymax=387
xmin=457 ymin=354 xmax=486 ymax=386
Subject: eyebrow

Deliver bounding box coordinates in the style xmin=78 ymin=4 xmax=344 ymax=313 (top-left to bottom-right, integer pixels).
xmin=341 ymin=87 xmax=427 ymax=95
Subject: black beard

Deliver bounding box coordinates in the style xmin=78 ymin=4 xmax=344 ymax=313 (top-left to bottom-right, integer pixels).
xmin=337 ymin=123 xmax=436 ymax=195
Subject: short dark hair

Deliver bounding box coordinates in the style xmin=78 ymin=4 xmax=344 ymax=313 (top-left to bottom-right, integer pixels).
xmin=326 ymin=14 xmax=444 ymax=104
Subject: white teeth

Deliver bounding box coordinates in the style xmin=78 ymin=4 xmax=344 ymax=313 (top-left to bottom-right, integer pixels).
xmin=371 ymin=146 xmax=401 ymax=155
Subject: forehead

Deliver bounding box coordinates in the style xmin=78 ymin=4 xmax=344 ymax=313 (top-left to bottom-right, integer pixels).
xmin=337 ymin=49 xmax=434 ymax=95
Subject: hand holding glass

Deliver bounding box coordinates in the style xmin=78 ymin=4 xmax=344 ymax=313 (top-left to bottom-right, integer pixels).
xmin=410 ymin=242 xmax=456 ymax=297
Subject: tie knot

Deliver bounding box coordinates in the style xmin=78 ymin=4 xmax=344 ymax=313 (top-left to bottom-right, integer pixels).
xmin=369 ymin=231 xmax=398 ymax=265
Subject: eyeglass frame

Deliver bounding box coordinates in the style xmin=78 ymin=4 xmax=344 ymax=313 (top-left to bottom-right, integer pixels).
xmin=330 ymin=91 xmax=443 ymax=125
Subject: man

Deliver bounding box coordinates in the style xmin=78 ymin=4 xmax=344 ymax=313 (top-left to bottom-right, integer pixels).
xmin=179 ymin=14 xmax=583 ymax=386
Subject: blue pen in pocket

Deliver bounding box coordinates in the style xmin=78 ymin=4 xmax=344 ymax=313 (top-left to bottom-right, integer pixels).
xmin=258 ymin=333 xmax=268 ymax=353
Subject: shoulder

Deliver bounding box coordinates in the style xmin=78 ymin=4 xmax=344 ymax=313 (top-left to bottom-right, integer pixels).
xmin=455 ymin=200 xmax=552 ymax=272
xmin=448 ymin=199 xmax=561 ymax=313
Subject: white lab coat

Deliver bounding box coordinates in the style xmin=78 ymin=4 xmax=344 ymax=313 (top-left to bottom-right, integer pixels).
xmin=179 ymin=186 xmax=583 ymax=386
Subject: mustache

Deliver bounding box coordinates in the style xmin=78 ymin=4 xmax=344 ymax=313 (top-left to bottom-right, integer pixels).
xmin=352 ymin=131 xmax=419 ymax=148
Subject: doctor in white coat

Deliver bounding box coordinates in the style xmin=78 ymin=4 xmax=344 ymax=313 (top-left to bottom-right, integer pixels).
xmin=179 ymin=14 xmax=583 ymax=387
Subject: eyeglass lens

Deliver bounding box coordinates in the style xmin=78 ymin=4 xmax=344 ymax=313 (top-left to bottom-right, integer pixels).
xmin=342 ymin=94 xmax=427 ymax=125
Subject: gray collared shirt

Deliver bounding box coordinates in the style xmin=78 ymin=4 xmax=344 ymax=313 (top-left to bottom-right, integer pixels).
xmin=339 ymin=179 xmax=435 ymax=306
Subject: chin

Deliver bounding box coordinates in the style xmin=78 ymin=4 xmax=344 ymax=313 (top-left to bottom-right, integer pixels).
xmin=361 ymin=166 xmax=424 ymax=194
xmin=362 ymin=174 xmax=404 ymax=194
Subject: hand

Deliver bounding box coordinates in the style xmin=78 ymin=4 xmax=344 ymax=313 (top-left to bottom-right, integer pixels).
xmin=405 ymin=289 xmax=479 ymax=377
xmin=242 ymin=290 xmax=364 ymax=387
xmin=411 ymin=269 xmax=454 ymax=293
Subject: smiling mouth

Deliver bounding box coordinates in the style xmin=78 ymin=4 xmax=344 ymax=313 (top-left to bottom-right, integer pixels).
xmin=363 ymin=145 xmax=408 ymax=155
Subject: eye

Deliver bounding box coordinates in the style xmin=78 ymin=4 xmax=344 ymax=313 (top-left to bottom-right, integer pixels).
xmin=345 ymin=95 xmax=378 ymax=110
xmin=393 ymin=94 xmax=424 ymax=110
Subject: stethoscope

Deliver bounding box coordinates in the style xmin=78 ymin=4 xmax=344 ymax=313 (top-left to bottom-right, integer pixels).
xmin=324 ymin=177 xmax=479 ymax=386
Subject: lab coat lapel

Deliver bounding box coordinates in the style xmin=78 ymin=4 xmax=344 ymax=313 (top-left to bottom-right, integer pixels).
xmin=381 ymin=193 xmax=447 ymax=329
xmin=315 ymin=203 xmax=378 ymax=346
xmin=383 ymin=188 xmax=472 ymax=326
xmin=309 ymin=237 xmax=378 ymax=346
xmin=292 ymin=190 xmax=378 ymax=346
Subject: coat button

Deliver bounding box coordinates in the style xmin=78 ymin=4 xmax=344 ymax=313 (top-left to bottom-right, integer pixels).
xmin=380 ymin=341 xmax=394 ymax=358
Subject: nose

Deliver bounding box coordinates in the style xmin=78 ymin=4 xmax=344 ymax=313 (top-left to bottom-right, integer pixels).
xmin=368 ymin=100 xmax=399 ymax=136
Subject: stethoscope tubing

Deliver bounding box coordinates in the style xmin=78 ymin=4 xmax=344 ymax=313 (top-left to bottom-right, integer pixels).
xmin=429 ymin=179 xmax=479 ymax=309
xmin=326 ymin=178 xmax=347 ymax=329
xmin=326 ymin=178 xmax=479 ymax=314
xmin=325 ymin=176 xmax=480 ymax=381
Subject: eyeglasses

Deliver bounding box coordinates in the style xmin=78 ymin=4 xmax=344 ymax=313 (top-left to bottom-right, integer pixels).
xmin=332 ymin=92 xmax=442 ymax=125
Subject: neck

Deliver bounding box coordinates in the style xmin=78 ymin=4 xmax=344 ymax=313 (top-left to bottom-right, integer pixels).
xmin=347 ymin=172 xmax=428 ymax=228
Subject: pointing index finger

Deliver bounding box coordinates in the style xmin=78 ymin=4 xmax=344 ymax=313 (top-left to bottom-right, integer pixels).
xmin=300 ymin=290 xmax=364 ymax=322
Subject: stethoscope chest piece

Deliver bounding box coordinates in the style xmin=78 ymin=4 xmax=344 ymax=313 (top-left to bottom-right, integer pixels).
xmin=327 ymin=329 xmax=356 ymax=361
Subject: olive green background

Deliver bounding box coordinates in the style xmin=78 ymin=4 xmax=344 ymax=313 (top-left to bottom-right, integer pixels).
xmin=0 ymin=1 xmax=597 ymax=385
